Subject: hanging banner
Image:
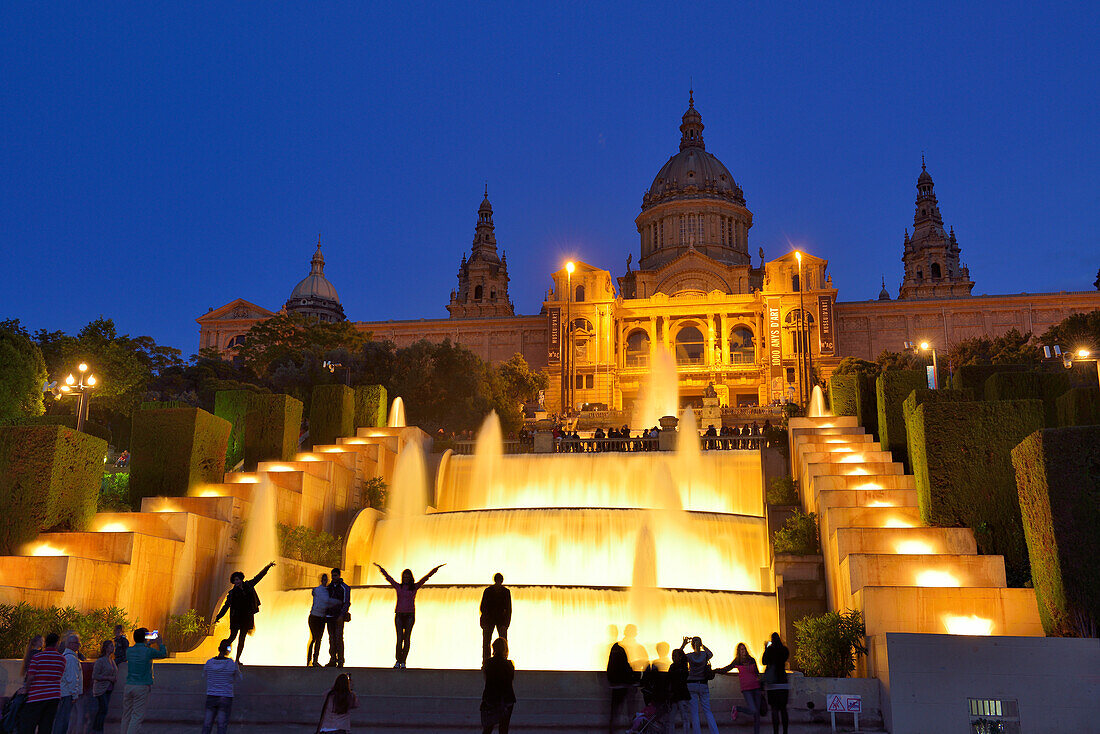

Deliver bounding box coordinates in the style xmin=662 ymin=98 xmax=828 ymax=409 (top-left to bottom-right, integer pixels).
xmin=818 ymin=295 xmax=835 ymax=355
xmin=548 ymin=308 xmax=561 ymax=363
xmin=767 ymin=297 xmax=782 ymax=376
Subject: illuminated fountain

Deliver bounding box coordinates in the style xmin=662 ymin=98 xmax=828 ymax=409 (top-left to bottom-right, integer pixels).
xmin=221 ymin=399 xmax=778 ymax=670
xmin=632 ymin=346 xmax=679 ymax=429
xmin=808 ymin=385 xmax=829 ymax=418
xmin=387 ymin=396 xmax=406 ymax=428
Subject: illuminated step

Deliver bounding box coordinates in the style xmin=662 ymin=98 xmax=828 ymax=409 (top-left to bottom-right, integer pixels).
xmin=852 ymin=586 xmax=1042 ymax=637
xmin=32 ymin=530 xmax=178 ymax=565
xmin=92 ymin=511 xmax=189 ymax=541
xmin=816 ymin=488 xmax=918 ymax=513
xmin=831 ymin=527 xmax=978 ymax=562
xmin=797 ymin=450 xmax=895 ymax=482
xmin=811 ymin=474 xmax=916 ymax=492
xmin=789 ymin=416 xmax=861 ymax=429
xmin=140 ymin=494 xmax=235 ymax=522
xmin=839 ymin=553 xmax=1008 ymax=606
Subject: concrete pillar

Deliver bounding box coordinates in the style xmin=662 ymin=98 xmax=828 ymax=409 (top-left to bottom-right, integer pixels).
xmin=721 ymin=313 xmax=731 ymax=365
xmin=706 ymin=313 xmax=715 ymax=367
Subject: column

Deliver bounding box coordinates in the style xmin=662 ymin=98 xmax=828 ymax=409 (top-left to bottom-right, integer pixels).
xmin=706 ymin=313 xmax=716 ymax=367
xmin=721 ymin=313 xmax=731 ymax=365
xmin=648 ymin=316 xmax=657 ymax=365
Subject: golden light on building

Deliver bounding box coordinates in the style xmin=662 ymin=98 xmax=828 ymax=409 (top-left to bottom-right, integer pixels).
xmin=916 ymin=569 xmax=961 ymax=587
xmin=98 ymin=522 xmax=129 ymax=533
xmin=30 ymin=543 xmax=65 ymax=557
xmin=895 ymin=539 xmax=935 ymax=555
xmin=943 ymin=614 xmax=994 ymax=636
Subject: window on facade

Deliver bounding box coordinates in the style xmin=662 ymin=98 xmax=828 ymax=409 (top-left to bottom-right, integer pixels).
xmin=571 ymin=318 xmax=594 ymax=363
xmin=659 ymin=220 xmax=664 ymax=246
xmin=931 ymin=263 xmax=941 ymax=278
xmin=226 ymin=334 xmax=247 ymax=349
xmin=720 ymin=217 xmax=726 ymax=246
xmin=784 ymin=310 xmax=816 ymax=355
xmin=729 ymin=326 xmax=755 ymax=365
xmin=680 ymin=216 xmax=686 ymax=244
xmin=474 ymin=285 xmax=483 ymax=301
xmin=917 ymin=269 xmax=923 ymax=280
xmin=575 ymin=285 xmax=585 ymax=302
xmin=674 ymin=325 xmax=706 ymax=365
xmin=792 ymin=274 xmax=800 ymax=292
xmin=625 ymin=329 xmax=650 ymax=367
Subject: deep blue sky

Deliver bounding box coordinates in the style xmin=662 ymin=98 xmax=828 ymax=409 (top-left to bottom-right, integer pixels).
xmin=3 ymin=2 xmax=1097 ymax=353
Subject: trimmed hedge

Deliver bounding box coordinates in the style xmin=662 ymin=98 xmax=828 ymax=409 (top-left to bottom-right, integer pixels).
xmin=129 ymin=408 xmax=231 ymax=504
xmin=1056 ymin=387 xmax=1100 ymax=427
xmin=354 ymin=385 xmax=388 ymax=429
xmin=0 ymin=425 xmax=106 ymax=554
xmin=950 ymin=364 xmax=1028 ymax=397
xmin=829 ymin=375 xmax=858 ymax=416
xmin=1 ymin=415 xmax=111 ymax=445
xmin=854 ymin=373 xmax=878 ymax=440
xmin=1011 ymin=427 xmax=1100 ymax=636
xmin=876 ymin=370 xmax=926 ymax=466
xmin=985 ymin=372 xmax=1071 ymax=427
xmin=215 ymin=390 xmax=303 ymax=470
xmin=310 ymin=384 xmax=354 ymax=447
xmin=901 ymin=389 xmax=976 ymax=445
xmin=906 ymin=398 xmax=1043 ymax=586
xmin=0 ymin=603 xmax=131 ymax=660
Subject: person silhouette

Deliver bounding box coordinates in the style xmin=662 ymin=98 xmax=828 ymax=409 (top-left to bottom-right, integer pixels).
xmin=213 ymin=562 xmax=275 ymax=664
xmin=480 ymin=573 xmax=511 ymax=666
xmin=375 ymin=562 xmax=444 ymax=668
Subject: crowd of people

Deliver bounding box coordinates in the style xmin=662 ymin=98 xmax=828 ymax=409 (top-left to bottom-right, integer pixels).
xmin=4 ymin=562 xmax=789 ymax=734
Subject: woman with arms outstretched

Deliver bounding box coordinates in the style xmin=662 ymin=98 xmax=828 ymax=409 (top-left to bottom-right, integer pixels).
xmin=374 ymin=562 xmax=445 ymax=668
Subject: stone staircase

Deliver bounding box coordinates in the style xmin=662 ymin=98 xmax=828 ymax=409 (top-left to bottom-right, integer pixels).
xmin=788 ymin=416 xmax=1042 ymax=674
xmin=0 ymin=426 xmax=420 ymax=628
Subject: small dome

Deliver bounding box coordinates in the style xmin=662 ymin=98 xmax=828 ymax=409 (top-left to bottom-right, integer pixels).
xmin=878 ymin=276 xmax=891 ymax=301
xmin=289 ymin=244 xmax=340 ymax=304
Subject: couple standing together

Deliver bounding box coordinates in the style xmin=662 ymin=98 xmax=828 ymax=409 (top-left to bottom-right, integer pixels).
xmin=307 ymin=568 xmax=353 ymax=668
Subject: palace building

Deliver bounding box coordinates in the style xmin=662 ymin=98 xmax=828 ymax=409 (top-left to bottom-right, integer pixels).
xmin=198 ymin=94 xmax=1100 ymax=414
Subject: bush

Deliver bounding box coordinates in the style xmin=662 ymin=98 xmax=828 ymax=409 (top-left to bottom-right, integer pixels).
xmin=773 ymin=511 xmax=820 ymax=555
xmin=99 ymin=471 xmax=131 ymax=512
xmin=354 ymin=385 xmax=388 ymax=429
xmin=309 ymin=384 xmax=354 ymax=447
xmin=984 ymin=372 xmax=1071 ymax=427
xmin=1012 ymin=427 xmax=1100 ymax=637
xmin=906 ymin=398 xmax=1043 ymax=586
xmin=278 ymin=524 xmax=343 ymax=567
xmin=165 ymin=609 xmax=209 ymax=653
xmin=854 ymin=373 xmax=879 ymax=440
xmin=361 ymin=476 xmax=388 ymax=510
xmin=1 ymin=415 xmax=111 ymax=445
xmin=129 ymin=408 xmax=231 ymax=504
xmin=1056 ymin=387 xmax=1100 ymax=427
xmin=766 ymin=476 xmax=798 ymax=505
xmin=828 ymin=375 xmax=858 ymax=417
xmin=215 ymin=390 xmax=303 ymax=470
xmin=875 ymin=370 xmax=927 ymax=466
xmin=793 ymin=610 xmax=867 ymax=678
xmin=0 ymin=603 xmax=130 ymax=660
xmin=950 ymin=364 xmax=1028 ymax=397
xmin=0 ymin=425 xmax=106 ymax=554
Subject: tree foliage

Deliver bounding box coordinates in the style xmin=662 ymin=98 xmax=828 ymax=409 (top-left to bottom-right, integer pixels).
xmin=793 ymin=610 xmax=867 ymax=678
xmin=946 ymin=328 xmax=1041 ymax=370
xmin=830 ymin=356 xmax=879 ymax=378
xmin=0 ymin=319 xmax=48 ymax=421
xmin=235 ymin=312 xmax=367 ymax=378
xmin=1038 ymin=309 xmax=1100 ymax=353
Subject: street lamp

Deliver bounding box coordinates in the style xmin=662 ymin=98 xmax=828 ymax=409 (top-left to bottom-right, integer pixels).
xmin=1044 ymin=345 xmax=1100 ymax=391
xmin=565 ymin=261 xmax=576 ymax=415
xmin=794 ymin=251 xmax=807 ymax=408
xmin=48 ymin=362 xmax=99 ymax=431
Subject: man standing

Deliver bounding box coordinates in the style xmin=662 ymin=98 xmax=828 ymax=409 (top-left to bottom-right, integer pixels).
xmin=112 ymin=626 xmax=129 ymax=666
xmin=325 ymin=567 xmax=351 ymax=668
xmin=18 ymin=632 xmax=65 ymax=734
xmin=52 ymin=633 xmax=82 ymax=733
xmin=479 ymin=573 xmax=511 ymax=665
xmin=201 ymin=639 xmax=242 ymax=734
xmin=121 ymin=628 xmax=167 ymax=734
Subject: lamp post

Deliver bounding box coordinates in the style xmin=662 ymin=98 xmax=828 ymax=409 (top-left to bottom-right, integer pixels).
xmin=904 ymin=341 xmax=939 ymax=389
xmin=1044 ymin=345 xmax=1100 ymax=391
xmin=565 ymin=261 xmax=575 ymax=415
xmin=795 ymin=251 xmax=806 ymax=408
xmin=52 ymin=363 xmax=99 ymax=432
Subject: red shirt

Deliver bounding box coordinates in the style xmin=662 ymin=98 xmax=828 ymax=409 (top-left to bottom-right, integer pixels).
xmin=25 ymin=649 xmax=65 ymax=703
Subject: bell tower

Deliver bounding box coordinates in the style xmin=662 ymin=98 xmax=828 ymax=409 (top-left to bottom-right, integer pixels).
xmin=447 ymin=188 xmax=515 ymax=318
xmin=898 ymin=158 xmax=974 ymax=299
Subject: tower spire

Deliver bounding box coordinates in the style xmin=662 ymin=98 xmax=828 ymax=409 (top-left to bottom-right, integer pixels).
xmin=679 ymin=90 xmax=704 ymax=151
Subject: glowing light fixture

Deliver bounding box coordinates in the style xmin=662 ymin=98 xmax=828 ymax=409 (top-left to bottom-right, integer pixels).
xmin=916 ymin=569 xmax=960 ymax=587
xmin=31 ymin=543 xmax=65 ymax=556
xmin=838 ymin=454 xmax=865 ymax=463
xmin=867 ymin=500 xmax=894 ymax=508
xmin=78 ymin=363 xmax=88 ymax=372
xmin=1078 ymin=348 xmax=1090 ymax=358
xmin=98 ymin=522 xmax=128 ymax=533
xmin=884 ymin=516 xmax=914 ymax=528
xmin=65 ymin=374 xmax=75 ymax=386
xmin=198 ymin=489 xmax=223 ymax=498
xmin=858 ymin=482 xmax=883 ymax=490
xmin=846 ymin=468 xmax=869 ymax=476
xmin=943 ymin=614 xmax=994 ymax=635
xmin=263 ymin=464 xmax=295 ymax=472
xmin=565 ymin=261 xmax=575 ymax=274
xmin=86 ymin=376 xmax=96 ymax=386
xmin=895 ymin=540 xmax=935 ymax=555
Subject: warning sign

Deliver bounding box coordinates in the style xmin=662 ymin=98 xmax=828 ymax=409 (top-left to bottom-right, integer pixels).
xmin=827 ymin=694 xmax=862 ymax=713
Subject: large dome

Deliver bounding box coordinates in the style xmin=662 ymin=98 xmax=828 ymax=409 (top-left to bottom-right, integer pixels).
xmin=642 ymin=93 xmax=745 ymax=210
xmin=289 ymin=244 xmax=340 ymax=303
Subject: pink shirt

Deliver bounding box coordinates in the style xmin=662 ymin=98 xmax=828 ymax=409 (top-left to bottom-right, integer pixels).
xmin=392 ymin=583 xmax=423 ymax=613
xmin=735 ymin=662 xmax=761 ymax=691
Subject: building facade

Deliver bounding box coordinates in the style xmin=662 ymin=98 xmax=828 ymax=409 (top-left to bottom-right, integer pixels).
xmin=198 ymin=94 xmax=1100 ymax=414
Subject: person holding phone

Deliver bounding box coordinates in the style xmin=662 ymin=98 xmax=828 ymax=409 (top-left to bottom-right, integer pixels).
xmin=121 ymin=628 xmax=168 ymax=734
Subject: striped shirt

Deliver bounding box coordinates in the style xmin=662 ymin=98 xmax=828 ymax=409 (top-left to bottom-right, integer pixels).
xmin=203 ymin=657 xmax=241 ymax=697
xmin=25 ymin=649 xmax=65 ymax=703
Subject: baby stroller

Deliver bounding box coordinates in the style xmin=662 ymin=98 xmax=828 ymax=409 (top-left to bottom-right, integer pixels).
xmin=627 ymin=703 xmax=669 ymax=733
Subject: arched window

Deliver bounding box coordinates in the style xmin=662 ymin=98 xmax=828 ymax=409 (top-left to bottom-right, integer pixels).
xmin=625 ymin=329 xmax=650 ymax=367
xmin=729 ymin=326 xmax=755 ymax=365
xmin=575 ymin=285 xmax=585 ymax=302
xmin=226 ymin=334 xmax=247 ymax=349
xmin=674 ymin=325 xmax=706 ymax=365
xmin=784 ymin=310 xmax=816 ymax=356
xmin=490 ymin=289 xmax=496 ymax=300
xmin=931 ymin=263 xmax=942 ymax=278
xmin=474 ymin=285 xmax=483 ymax=301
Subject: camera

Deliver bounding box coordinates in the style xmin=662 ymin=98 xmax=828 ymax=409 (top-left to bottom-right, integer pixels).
xmin=148 ymin=630 xmax=159 ymax=640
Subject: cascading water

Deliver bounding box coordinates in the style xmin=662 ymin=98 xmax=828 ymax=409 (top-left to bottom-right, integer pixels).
xmin=632 ymin=346 xmax=679 ymax=429
xmin=215 ymin=402 xmax=778 ymax=670
xmin=387 ymin=397 xmax=406 ymax=428
xmin=237 ymin=475 xmax=280 ymax=587
xmin=808 ymin=385 xmax=830 ymax=417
